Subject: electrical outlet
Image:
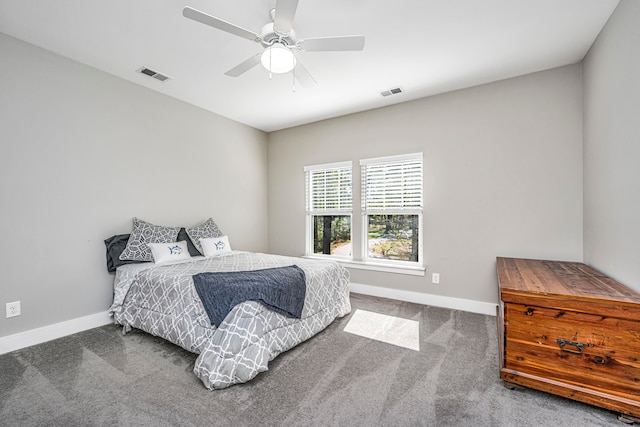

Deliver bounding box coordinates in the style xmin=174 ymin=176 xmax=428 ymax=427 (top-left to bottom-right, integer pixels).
xmin=6 ymin=301 xmax=21 ymax=318
xmin=432 ymin=273 xmax=440 ymax=284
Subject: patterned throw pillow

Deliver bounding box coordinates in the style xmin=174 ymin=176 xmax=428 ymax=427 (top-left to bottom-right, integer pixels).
xmin=185 ymin=218 xmax=223 ymax=255
xmin=119 ymin=217 xmax=180 ymax=261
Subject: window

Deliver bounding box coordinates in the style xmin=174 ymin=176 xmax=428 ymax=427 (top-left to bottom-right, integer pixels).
xmin=305 ymin=162 xmax=352 ymax=258
xmin=361 ymin=153 xmax=423 ymax=264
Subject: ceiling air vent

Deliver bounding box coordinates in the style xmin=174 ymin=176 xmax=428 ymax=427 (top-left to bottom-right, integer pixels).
xmin=381 ymin=87 xmax=404 ymax=97
xmin=137 ymin=66 xmax=171 ymax=82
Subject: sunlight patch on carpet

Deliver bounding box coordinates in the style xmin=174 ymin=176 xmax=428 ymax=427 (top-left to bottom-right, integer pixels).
xmin=343 ymin=309 xmax=420 ymax=351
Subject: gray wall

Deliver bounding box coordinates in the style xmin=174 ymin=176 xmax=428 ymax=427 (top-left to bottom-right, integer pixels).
xmin=583 ymin=0 xmax=640 ymax=292
xmin=0 ymin=34 xmax=268 ymax=338
xmin=268 ymin=65 xmax=584 ymax=304
xmin=10 ymin=0 xmax=637 ymax=338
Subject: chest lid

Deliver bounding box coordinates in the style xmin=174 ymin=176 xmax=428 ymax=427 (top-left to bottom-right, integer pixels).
xmin=497 ymin=257 xmax=640 ymax=320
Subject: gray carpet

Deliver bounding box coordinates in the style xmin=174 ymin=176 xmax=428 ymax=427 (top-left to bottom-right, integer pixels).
xmin=0 ymin=293 xmax=622 ymax=426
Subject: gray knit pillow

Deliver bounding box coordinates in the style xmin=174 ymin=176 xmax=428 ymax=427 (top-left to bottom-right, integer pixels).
xmin=186 ymin=218 xmax=223 ymax=255
xmin=119 ymin=218 xmax=180 ymax=262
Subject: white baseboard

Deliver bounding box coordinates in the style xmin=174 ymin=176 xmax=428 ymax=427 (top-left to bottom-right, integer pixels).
xmin=350 ymin=283 xmax=497 ymax=316
xmin=0 ymin=311 xmax=112 ymax=355
xmin=0 ymin=286 xmax=495 ymax=355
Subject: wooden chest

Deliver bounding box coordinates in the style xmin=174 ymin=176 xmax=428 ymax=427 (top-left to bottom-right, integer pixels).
xmin=496 ymin=257 xmax=640 ymax=419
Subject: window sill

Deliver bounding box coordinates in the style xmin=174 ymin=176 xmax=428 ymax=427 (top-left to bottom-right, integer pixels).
xmin=303 ymin=256 xmax=426 ymax=276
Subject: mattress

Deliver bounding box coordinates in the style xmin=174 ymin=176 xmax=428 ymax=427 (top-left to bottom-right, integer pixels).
xmin=109 ymin=251 xmax=351 ymax=389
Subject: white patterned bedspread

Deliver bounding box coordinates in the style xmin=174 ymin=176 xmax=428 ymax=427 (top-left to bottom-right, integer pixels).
xmin=108 ymin=251 xmax=351 ymax=389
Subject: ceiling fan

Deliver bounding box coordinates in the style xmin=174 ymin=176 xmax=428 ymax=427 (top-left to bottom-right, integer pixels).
xmin=183 ymin=0 xmax=365 ymax=87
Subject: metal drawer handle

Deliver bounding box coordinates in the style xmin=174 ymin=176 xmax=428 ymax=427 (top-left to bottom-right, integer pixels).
xmin=556 ymin=338 xmax=585 ymax=354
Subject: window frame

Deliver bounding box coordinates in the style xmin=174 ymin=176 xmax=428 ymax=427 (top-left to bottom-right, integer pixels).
xmin=360 ymin=153 xmax=424 ymax=267
xmin=304 ymin=161 xmax=353 ymax=260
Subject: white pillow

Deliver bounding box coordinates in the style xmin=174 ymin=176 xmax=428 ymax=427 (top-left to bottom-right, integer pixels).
xmin=200 ymin=236 xmax=232 ymax=257
xmin=147 ymin=240 xmax=192 ymax=264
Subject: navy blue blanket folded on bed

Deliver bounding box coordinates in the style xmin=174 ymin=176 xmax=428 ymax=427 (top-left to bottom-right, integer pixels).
xmin=192 ymin=265 xmax=307 ymax=327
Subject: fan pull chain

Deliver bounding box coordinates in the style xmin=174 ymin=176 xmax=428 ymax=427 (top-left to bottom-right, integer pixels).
xmin=269 ymin=47 xmax=273 ymax=80
xmin=292 ymin=57 xmax=296 ymax=92
xmin=292 ymin=54 xmax=296 ymax=92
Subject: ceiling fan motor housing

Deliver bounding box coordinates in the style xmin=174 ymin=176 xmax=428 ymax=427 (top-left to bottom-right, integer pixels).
xmin=260 ymin=23 xmax=297 ymax=48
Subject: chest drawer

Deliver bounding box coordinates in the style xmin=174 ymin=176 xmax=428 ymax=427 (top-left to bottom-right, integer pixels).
xmin=504 ymin=302 xmax=640 ymax=399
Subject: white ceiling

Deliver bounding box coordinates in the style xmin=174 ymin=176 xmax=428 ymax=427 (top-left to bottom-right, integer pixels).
xmin=0 ymin=0 xmax=619 ymax=132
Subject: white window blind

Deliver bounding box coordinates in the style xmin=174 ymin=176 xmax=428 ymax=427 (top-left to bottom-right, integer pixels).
xmin=305 ymin=162 xmax=352 ymax=214
xmin=361 ymin=153 xmax=423 ymax=213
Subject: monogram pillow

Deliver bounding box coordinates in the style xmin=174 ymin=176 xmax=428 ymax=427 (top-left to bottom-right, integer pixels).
xmin=147 ymin=241 xmax=192 ymax=264
xmin=200 ymin=236 xmax=232 ymax=257
xmin=119 ymin=217 xmax=180 ymax=262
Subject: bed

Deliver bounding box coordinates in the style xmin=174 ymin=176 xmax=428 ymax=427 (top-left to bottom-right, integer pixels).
xmin=108 ymin=250 xmax=351 ymax=389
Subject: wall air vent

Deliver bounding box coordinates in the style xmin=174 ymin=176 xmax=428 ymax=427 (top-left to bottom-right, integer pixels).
xmin=381 ymin=87 xmax=404 ymax=97
xmin=137 ymin=66 xmax=171 ymax=82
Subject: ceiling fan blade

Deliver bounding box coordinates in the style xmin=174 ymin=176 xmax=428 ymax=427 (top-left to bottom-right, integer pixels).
xmin=292 ymin=54 xmax=317 ymax=87
xmin=273 ymin=0 xmax=299 ymax=35
xmin=299 ymin=35 xmax=365 ymax=52
xmin=224 ymin=54 xmax=262 ymax=77
xmin=183 ymin=7 xmax=261 ymax=42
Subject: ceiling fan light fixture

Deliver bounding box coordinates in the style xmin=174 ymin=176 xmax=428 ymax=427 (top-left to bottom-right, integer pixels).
xmin=261 ymin=43 xmax=296 ymax=73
